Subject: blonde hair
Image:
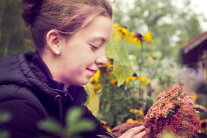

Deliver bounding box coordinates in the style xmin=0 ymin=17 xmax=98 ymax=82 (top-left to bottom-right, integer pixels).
xmin=22 ymin=0 xmax=112 ymax=50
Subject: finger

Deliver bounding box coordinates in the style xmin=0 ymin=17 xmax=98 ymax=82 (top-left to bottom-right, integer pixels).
xmin=125 ymin=126 xmax=145 ymax=136
xmin=134 ymin=130 xmax=147 ymax=138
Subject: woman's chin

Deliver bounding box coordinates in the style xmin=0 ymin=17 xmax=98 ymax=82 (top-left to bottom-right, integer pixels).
xmin=66 ymin=75 xmax=91 ymax=86
xmin=74 ymin=78 xmax=90 ymax=86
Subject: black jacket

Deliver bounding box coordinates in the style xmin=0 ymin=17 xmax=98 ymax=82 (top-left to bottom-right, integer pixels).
xmin=0 ymin=52 xmax=114 ymax=138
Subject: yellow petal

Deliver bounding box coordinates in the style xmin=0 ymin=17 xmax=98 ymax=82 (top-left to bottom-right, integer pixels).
xmin=90 ymin=70 xmax=100 ymax=83
xmin=125 ymin=76 xmax=138 ymax=83
xmin=126 ymin=118 xmax=139 ymax=123
xmin=138 ymin=76 xmax=151 ymax=85
xmin=143 ymin=32 xmax=153 ymax=42
xmin=92 ymin=83 xmax=102 ymax=91
xmin=110 ymin=79 xmax=117 ymax=86
xmin=148 ymin=56 xmax=155 ymax=62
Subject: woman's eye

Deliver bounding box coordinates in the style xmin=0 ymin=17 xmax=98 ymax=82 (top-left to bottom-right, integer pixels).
xmin=90 ymin=44 xmax=98 ymax=51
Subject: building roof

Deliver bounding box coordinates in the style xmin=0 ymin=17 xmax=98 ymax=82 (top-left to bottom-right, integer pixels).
xmin=181 ymin=31 xmax=207 ymax=66
xmin=182 ymin=31 xmax=207 ymax=54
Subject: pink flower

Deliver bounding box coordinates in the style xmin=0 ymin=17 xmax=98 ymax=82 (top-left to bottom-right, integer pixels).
xmin=144 ymin=85 xmax=201 ymax=138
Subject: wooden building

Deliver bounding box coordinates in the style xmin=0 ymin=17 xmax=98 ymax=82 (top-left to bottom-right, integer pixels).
xmin=181 ymin=31 xmax=207 ymax=79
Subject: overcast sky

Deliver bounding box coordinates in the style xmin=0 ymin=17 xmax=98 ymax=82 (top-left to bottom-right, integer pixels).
xmin=119 ymin=0 xmax=207 ymax=31
xmin=190 ymin=0 xmax=207 ymax=31
xmin=191 ymin=0 xmax=207 ymax=16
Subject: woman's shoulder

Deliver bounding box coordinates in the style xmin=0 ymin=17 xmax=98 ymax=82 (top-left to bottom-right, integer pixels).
xmin=0 ymin=84 xmax=47 ymax=115
xmin=0 ymin=53 xmax=28 ymax=73
xmin=0 ymin=53 xmax=20 ymax=65
xmin=0 ymin=85 xmax=48 ymax=138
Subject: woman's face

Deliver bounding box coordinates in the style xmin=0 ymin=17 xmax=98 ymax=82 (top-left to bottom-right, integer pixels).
xmin=57 ymin=16 xmax=112 ymax=86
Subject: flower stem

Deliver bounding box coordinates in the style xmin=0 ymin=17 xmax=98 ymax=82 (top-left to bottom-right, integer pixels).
xmin=139 ymin=41 xmax=144 ymax=96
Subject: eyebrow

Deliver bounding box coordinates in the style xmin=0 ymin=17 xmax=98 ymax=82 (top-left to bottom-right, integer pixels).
xmin=90 ymin=37 xmax=109 ymax=45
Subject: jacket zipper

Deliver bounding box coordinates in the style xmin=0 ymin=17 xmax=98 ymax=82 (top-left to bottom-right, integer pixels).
xmin=55 ymin=95 xmax=64 ymax=125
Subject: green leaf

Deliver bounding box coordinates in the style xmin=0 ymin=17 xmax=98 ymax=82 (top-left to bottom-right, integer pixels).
xmin=84 ymin=83 xmax=100 ymax=116
xmin=67 ymin=108 xmax=83 ymax=125
xmin=113 ymin=62 xmax=133 ymax=86
xmin=38 ymin=119 xmax=62 ymax=135
xmin=0 ymin=111 xmax=11 ymax=123
xmin=68 ymin=120 xmax=95 ymax=136
xmin=106 ymin=30 xmax=133 ymax=86
xmin=0 ymin=131 xmax=9 ymax=138
xmin=106 ymin=31 xmax=131 ymax=65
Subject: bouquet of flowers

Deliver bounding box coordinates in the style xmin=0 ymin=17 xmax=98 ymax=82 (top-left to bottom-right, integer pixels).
xmin=144 ymin=85 xmax=201 ymax=138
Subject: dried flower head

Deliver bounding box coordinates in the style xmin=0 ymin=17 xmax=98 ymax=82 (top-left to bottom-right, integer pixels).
xmin=144 ymin=85 xmax=201 ymax=138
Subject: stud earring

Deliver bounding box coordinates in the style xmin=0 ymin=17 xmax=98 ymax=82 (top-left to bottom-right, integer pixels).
xmin=55 ymin=50 xmax=60 ymax=55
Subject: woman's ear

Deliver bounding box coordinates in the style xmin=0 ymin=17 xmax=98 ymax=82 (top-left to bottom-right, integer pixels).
xmin=46 ymin=30 xmax=61 ymax=55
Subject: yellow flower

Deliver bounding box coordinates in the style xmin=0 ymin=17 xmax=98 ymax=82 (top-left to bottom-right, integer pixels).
xmin=113 ymin=24 xmax=153 ymax=46
xmin=125 ymin=76 xmax=138 ymax=83
xmin=99 ymin=61 xmax=113 ymax=69
xmin=114 ymin=24 xmax=129 ymax=37
xmin=126 ymin=118 xmax=140 ymax=123
xmin=192 ymin=94 xmax=197 ymax=101
xmin=114 ymin=24 xmax=131 ymax=40
xmin=138 ymin=76 xmax=151 ymax=85
xmin=92 ymin=83 xmax=102 ymax=92
xmin=142 ymin=32 xmax=153 ymax=42
xmin=148 ymin=56 xmax=155 ymax=62
xmin=105 ymin=126 xmax=112 ymax=133
xmin=135 ymin=40 xmax=141 ymax=46
xmin=121 ymin=27 xmax=128 ymax=34
xmin=110 ymin=79 xmax=117 ymax=86
xmin=100 ymin=120 xmax=107 ymax=125
xmin=100 ymin=120 xmax=112 ymax=133
xmin=130 ymin=109 xmax=144 ymax=116
xmin=113 ymin=24 xmax=121 ymax=30
xmin=90 ymin=70 xmax=100 ymax=83
xmin=109 ymin=71 xmax=113 ymax=76
xmin=134 ymin=32 xmax=153 ymax=43
xmin=200 ymin=119 xmax=207 ymax=133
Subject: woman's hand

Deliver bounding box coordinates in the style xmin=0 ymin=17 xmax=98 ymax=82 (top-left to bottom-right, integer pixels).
xmin=112 ymin=122 xmax=148 ymax=138
xmin=118 ymin=125 xmax=147 ymax=138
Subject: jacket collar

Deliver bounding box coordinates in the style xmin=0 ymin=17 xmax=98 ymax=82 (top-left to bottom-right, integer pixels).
xmin=24 ymin=52 xmax=88 ymax=105
xmin=27 ymin=51 xmax=65 ymax=91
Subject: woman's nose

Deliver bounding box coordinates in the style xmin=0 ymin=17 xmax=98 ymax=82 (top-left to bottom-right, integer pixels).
xmin=96 ymin=55 xmax=108 ymax=65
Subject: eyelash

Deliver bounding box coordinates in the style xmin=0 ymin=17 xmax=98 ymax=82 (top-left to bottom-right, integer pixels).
xmin=89 ymin=44 xmax=98 ymax=51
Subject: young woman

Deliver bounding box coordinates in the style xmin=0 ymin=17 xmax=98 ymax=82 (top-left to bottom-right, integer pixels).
xmin=0 ymin=0 xmax=147 ymax=137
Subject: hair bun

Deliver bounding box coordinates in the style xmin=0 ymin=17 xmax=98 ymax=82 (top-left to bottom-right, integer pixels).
xmin=22 ymin=0 xmax=43 ymax=26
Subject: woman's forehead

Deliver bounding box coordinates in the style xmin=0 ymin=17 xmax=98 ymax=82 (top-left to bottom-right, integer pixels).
xmin=75 ymin=16 xmax=112 ymax=39
xmin=89 ymin=36 xmax=108 ymax=43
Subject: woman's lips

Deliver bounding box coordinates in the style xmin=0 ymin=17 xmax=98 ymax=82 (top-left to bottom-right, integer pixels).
xmin=86 ymin=68 xmax=97 ymax=73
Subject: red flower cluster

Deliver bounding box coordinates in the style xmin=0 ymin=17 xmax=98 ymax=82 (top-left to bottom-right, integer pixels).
xmin=144 ymin=85 xmax=201 ymax=138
